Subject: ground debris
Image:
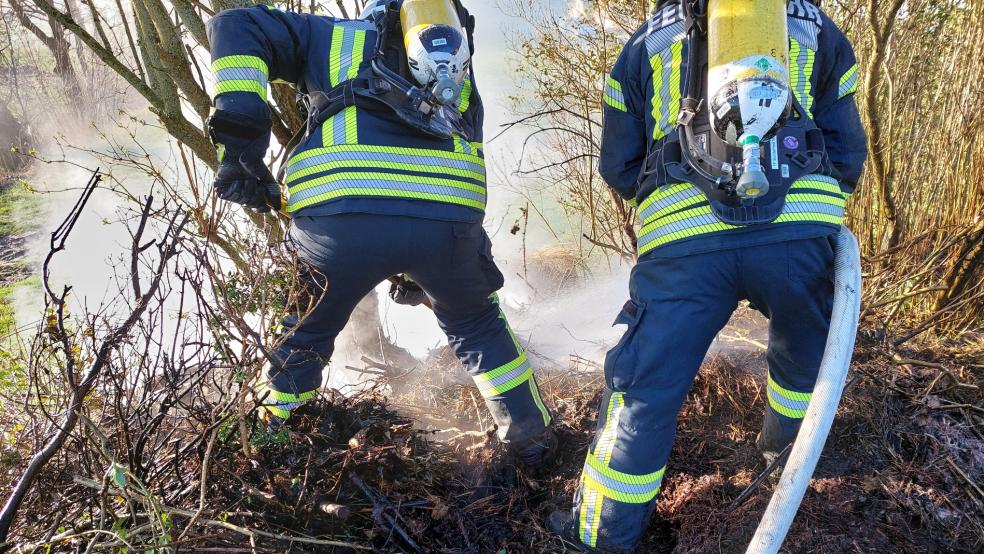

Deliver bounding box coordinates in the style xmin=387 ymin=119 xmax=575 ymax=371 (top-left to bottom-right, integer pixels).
xmin=1 ymin=338 xmax=981 ymax=552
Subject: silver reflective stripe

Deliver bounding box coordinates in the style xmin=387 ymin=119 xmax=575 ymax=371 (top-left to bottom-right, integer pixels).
xmin=839 ymin=69 xmax=859 ymax=98
xmin=768 ymin=389 xmax=810 ymax=412
xmin=788 ymin=15 xmax=821 ymax=50
xmin=645 ymin=21 xmax=684 ymax=57
xmin=288 ymin=179 xmax=487 ymax=204
xmin=641 ymin=210 xmax=721 ymax=238
xmin=783 ymin=201 xmax=845 ymax=218
xmin=287 ymin=150 xmax=486 ymax=177
xmin=216 ymin=67 xmax=268 ymax=87
xmin=333 ymin=112 xmax=348 ymax=144
xmin=605 ymin=84 xmax=624 ymax=106
xmin=638 ymin=186 xmax=704 ymax=222
xmin=475 ymin=358 xmax=532 ymax=395
xmin=656 ymin=50 xmax=675 ymax=133
xmin=582 ymin=462 xmax=664 ymax=497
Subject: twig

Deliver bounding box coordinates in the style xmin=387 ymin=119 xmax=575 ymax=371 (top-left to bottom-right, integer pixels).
xmin=63 ymin=477 xmax=371 ymax=550
xmin=728 ymin=445 xmax=792 ymax=511
xmin=945 ymin=457 xmax=984 ymax=504
xmin=0 ymin=177 xmax=187 ymax=543
xmin=350 ymin=475 xmax=422 ymax=553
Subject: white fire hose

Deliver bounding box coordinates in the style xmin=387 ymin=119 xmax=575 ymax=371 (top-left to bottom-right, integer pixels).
xmin=746 ymin=226 xmax=862 ymax=554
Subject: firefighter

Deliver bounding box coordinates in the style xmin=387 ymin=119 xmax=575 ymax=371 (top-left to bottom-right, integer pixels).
xmin=548 ymin=0 xmax=867 ymax=550
xmin=205 ymin=0 xmax=556 ymax=465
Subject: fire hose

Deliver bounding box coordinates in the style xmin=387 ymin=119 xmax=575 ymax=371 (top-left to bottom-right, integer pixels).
xmin=746 ymin=226 xmax=862 ymax=553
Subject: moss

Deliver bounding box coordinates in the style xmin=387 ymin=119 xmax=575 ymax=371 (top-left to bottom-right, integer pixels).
xmin=0 ymin=178 xmax=40 ymax=338
xmin=0 ymin=275 xmax=37 ymax=337
xmin=0 ymin=178 xmax=41 ymax=237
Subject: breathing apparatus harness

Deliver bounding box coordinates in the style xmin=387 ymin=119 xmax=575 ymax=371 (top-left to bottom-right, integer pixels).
xmin=639 ymin=0 xmax=830 ymax=226
xmin=277 ymin=1 xmax=475 ymax=181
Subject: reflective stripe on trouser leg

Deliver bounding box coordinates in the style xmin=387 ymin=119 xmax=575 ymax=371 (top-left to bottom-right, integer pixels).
xmin=767 ymin=373 xmax=812 ymax=419
xmin=257 ymin=385 xmax=318 ymax=420
xmin=465 ymin=294 xmax=551 ymax=441
xmin=575 ymin=390 xmax=666 ymax=548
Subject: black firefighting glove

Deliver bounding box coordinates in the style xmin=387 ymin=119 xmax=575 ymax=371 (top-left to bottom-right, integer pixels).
xmin=207 ymin=109 xmax=281 ymax=213
xmin=389 ymin=275 xmax=427 ymax=306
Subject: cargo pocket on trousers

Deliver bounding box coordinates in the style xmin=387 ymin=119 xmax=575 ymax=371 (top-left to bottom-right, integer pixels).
xmin=604 ymin=299 xmax=646 ymax=392
xmin=787 ymin=237 xmax=836 ymax=288
xmin=478 ymin=232 xmax=505 ymax=292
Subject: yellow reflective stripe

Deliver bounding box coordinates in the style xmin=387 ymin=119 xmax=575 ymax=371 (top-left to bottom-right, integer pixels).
xmin=214 ymin=80 xmax=267 ymax=100
xmin=667 ymin=42 xmax=683 ymax=133
xmin=289 ymin=144 xmax=484 ymax=167
xmin=287 ymin=159 xmax=485 ymax=185
xmin=475 ymin=352 xmax=527 ymax=383
xmin=838 ymin=63 xmax=859 ymax=98
xmin=638 ymin=183 xmax=692 ymax=213
xmin=803 ymin=46 xmax=816 ymax=114
xmin=604 ymin=96 xmax=627 ymax=112
xmin=529 ymin=379 xmax=551 ymax=426
xmin=792 ymin=176 xmax=842 ymax=195
xmin=345 ymin=105 xmax=358 ymax=144
xmin=649 ymin=49 xmax=666 ymax=140
xmin=648 ymin=194 xmax=705 ymax=221
xmin=329 ymin=26 xmax=345 ymax=87
xmin=212 ymin=55 xmax=269 ymax=75
xmin=260 ymin=405 xmax=291 ymax=420
xmin=289 ymin=171 xmax=485 ymax=196
xmin=769 ymin=399 xmax=806 ymax=418
xmin=597 ymin=393 xmax=624 ymax=465
xmin=348 ymin=30 xmax=367 ymax=81
xmin=767 ymin=373 xmax=810 ymax=418
xmin=458 ymin=77 xmax=472 ymax=113
xmin=578 ymin=391 xmax=626 ymax=547
xmin=790 ymin=38 xmax=816 ymax=115
xmin=604 ymin=76 xmax=627 ymax=112
xmin=638 ymin=221 xmax=733 ymax=255
xmin=265 ymin=387 xmax=318 ymax=403
xmin=579 ymin=481 xmax=602 ymax=547
xmin=768 ymin=374 xmax=812 ymax=402
xmin=786 ymin=193 xmax=847 ymax=208
xmin=288 ymin=187 xmax=485 ymax=212
xmin=586 ymin=452 xmax=665 ymax=486
xmin=639 ymin=204 xmax=715 ymax=237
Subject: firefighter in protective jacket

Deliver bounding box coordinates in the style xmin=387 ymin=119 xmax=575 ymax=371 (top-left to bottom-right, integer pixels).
xmin=206 ymin=0 xmax=556 ymax=464
xmin=548 ymin=0 xmax=867 ymax=551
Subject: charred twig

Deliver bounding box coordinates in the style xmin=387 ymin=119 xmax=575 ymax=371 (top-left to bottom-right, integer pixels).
xmin=728 ymin=444 xmax=792 ymax=511
xmin=350 ymin=475 xmax=422 ymax=553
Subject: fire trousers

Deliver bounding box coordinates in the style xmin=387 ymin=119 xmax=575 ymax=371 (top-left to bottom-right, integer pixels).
xmin=573 ymin=235 xmax=836 ymax=551
xmin=266 ymin=213 xmax=552 ymax=443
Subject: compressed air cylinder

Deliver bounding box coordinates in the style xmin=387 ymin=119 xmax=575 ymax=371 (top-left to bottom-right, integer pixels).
xmin=401 ymin=0 xmax=470 ymax=104
xmin=707 ymin=0 xmax=790 ymax=198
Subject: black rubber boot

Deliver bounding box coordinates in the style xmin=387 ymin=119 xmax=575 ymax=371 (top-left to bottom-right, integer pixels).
xmin=756 ymin=408 xmax=795 ymax=465
xmin=547 ymin=511 xmax=594 ymax=552
xmin=508 ymin=427 xmax=558 ymax=469
xmin=547 ymin=511 xmax=635 ymax=553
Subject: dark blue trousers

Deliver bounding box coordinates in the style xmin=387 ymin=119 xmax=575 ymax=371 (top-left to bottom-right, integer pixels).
xmin=573 ymin=235 xmax=836 ymax=551
xmin=266 ymin=214 xmax=552 ymax=443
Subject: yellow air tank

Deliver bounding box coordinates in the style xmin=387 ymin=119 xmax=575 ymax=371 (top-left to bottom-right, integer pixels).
xmin=400 ymin=0 xmax=471 ymax=104
xmin=706 ymin=0 xmax=790 ymax=198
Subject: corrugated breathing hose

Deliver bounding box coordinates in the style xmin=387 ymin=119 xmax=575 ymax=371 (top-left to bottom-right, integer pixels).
xmin=746 ymin=226 xmax=862 ymax=554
